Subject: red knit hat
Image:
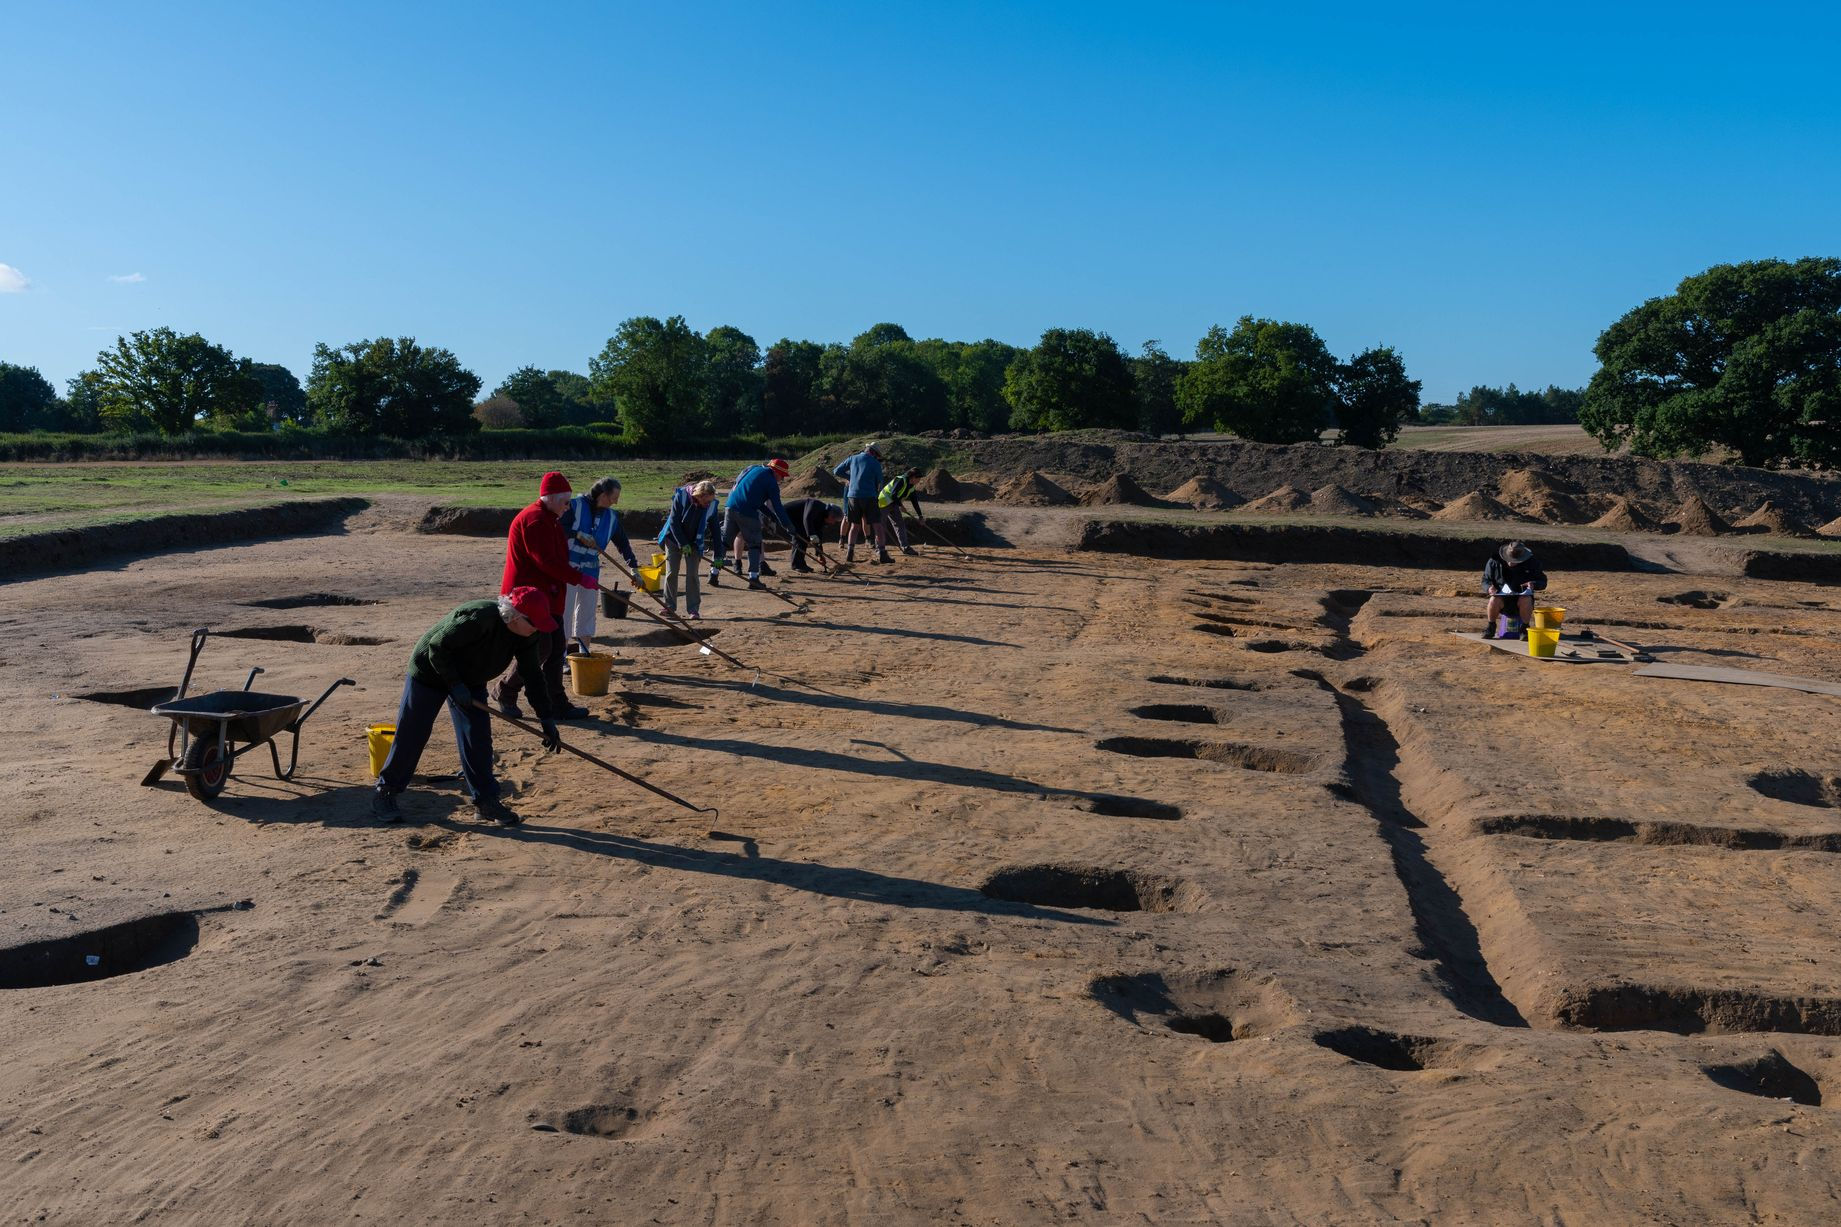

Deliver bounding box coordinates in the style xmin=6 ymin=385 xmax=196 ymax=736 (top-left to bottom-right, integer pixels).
xmin=539 ymin=471 xmax=572 ymax=496
xmin=767 ymin=457 xmax=790 ymax=478
xmin=507 ymin=586 xmax=556 ymax=632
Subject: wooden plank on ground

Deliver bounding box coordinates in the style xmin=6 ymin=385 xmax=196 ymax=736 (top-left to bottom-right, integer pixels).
xmin=1448 ymin=631 xmax=1638 ymax=664
xmin=1631 ymin=663 xmax=1841 ymax=697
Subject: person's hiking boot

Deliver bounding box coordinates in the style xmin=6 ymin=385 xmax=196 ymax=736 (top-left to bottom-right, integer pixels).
xmin=791 ymin=561 xmax=814 ymax=573
xmin=473 ymin=795 xmax=522 ymax=827
xmin=1483 ymin=622 xmax=1499 ymax=639
xmin=490 ymin=689 xmax=523 ymax=719
xmin=845 ymin=548 xmax=856 ymax=563
xmin=371 ymin=789 xmax=401 ymax=823
xmin=553 ymin=701 xmax=591 ymax=719
xmin=875 ymin=551 xmax=893 ymax=564
xmin=900 ymin=546 xmax=917 ymax=556
xmin=758 ymin=562 xmax=776 ymax=576
xmin=747 ymin=576 xmax=766 ymax=591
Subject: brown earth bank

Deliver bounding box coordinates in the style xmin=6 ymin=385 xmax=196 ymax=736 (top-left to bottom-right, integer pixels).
xmin=1077 ymin=520 xmax=1634 ymax=570
xmin=800 ymin=432 xmax=1841 ymax=525
xmin=0 ymin=498 xmax=369 ymax=580
xmin=9 ymin=515 xmax=1841 ymax=1223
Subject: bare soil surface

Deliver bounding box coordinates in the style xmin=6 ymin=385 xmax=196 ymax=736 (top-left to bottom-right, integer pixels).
xmin=6 ymin=517 xmax=1841 ymax=1224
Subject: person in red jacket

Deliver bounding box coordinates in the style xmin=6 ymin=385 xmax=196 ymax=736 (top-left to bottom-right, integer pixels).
xmin=489 ymin=471 xmax=599 ymax=719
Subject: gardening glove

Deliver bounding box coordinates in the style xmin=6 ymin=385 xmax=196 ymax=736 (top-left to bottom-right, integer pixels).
xmin=449 ymin=682 xmax=476 ymax=709
xmin=540 ymin=720 xmax=562 ymax=753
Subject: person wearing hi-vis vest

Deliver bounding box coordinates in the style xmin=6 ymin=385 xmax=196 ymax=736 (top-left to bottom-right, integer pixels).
xmin=877 ymin=468 xmax=924 ymax=556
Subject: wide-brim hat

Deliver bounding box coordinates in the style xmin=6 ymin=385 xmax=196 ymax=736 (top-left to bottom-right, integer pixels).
xmin=1500 ymin=540 xmax=1532 ymax=565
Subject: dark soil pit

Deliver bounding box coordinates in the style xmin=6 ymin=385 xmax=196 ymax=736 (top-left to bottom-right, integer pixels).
xmin=1128 ymin=703 xmax=1227 ymax=725
xmin=0 ymin=911 xmax=202 ymax=989
xmin=1090 ymin=968 xmax=1292 ymax=1039
xmin=1657 ymin=590 xmax=1729 ymax=610
xmin=625 ymin=627 xmax=722 ymax=649
xmin=74 ymin=686 xmax=177 ymax=709
xmin=1078 ymin=794 xmax=1184 ymax=821
xmin=1095 ymin=736 xmax=1318 ymax=774
xmin=1147 ymin=675 xmax=1267 ymax=692
xmin=531 ymin=1103 xmax=642 ymax=1138
xmin=243 ymin=594 xmax=380 ymax=609
xmin=978 ymin=864 xmax=1188 ymax=913
xmin=1703 ymin=1050 xmax=1822 ymax=1106
xmin=215 ymin=625 xmax=391 ymax=646
xmin=1749 ymin=770 xmax=1841 ymax=809
xmin=1193 ymin=622 xmax=1236 ymax=637
xmin=1314 ymin=1026 xmax=1448 ymax=1071
xmin=1554 ymin=985 xmax=1841 ymax=1035
xmin=1341 ymin=676 xmax=1382 ymax=692
xmin=1165 ymin=1013 xmax=1238 ymax=1042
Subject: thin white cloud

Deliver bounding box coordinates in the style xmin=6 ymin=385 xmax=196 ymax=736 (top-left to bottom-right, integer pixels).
xmin=0 ymin=263 xmax=28 ymax=293
xmin=108 ymin=272 xmax=146 ymax=284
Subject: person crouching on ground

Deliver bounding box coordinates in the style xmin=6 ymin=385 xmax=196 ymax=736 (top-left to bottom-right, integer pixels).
xmin=833 ymin=441 xmax=889 ymax=564
xmin=372 ymin=586 xmax=563 ymax=828
xmin=489 ymin=471 xmax=601 ymax=720
xmin=659 ymin=479 xmax=718 ymax=620
xmin=562 ymin=476 xmax=640 ymax=655
xmin=1483 ymin=540 xmax=1547 ymax=638
xmin=784 ymin=497 xmax=843 ymax=572
xmin=710 ymin=458 xmax=801 ymax=590
xmin=877 ymin=467 xmax=925 ymax=556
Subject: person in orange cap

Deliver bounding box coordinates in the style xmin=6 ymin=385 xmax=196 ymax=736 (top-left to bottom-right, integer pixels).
xmin=709 ymin=457 xmax=802 ymax=590
xmin=489 ymin=471 xmax=600 ymax=719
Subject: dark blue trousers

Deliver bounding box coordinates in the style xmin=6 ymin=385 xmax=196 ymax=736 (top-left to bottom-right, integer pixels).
xmin=377 ymin=676 xmax=498 ymax=801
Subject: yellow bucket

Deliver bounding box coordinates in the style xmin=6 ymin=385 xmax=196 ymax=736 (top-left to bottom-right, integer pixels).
xmin=366 ymin=723 xmax=396 ymax=776
xmin=1528 ymin=628 xmax=1561 ymax=658
xmin=637 ymin=559 xmax=665 ymax=593
xmin=1531 ymin=606 xmax=1567 ymax=629
xmin=567 ymin=652 xmax=614 ymax=697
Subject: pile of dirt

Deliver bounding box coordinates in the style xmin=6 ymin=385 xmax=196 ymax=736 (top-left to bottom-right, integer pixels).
xmin=1079 ymin=473 xmax=1156 ymax=507
xmin=1520 ymin=493 xmax=1593 ymax=524
xmin=996 ymin=471 xmax=1078 ymax=507
xmin=1241 ymin=486 xmax=1310 ymax=514
xmin=914 ymin=468 xmax=967 ymax=501
xmin=1818 ymin=515 xmax=1841 ymax=538
xmin=1733 ymin=500 xmax=1811 ymax=537
xmin=1163 ymin=476 xmax=1239 ymax=510
xmin=1497 ymin=468 xmax=1583 ymax=507
xmin=781 ymin=467 xmax=844 ymax=499
xmin=1431 ymin=491 xmax=1532 ymax=522
xmin=1589 ymin=496 xmax=1662 ymax=532
xmin=1305 ymin=484 xmax=1376 ymax=517
xmin=1667 ymin=495 xmax=1734 ymax=536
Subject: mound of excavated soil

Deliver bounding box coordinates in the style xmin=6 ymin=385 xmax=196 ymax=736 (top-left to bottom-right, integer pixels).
xmin=1497 ymin=467 xmax=1584 ymax=507
xmin=1079 ymin=473 xmax=1156 ymax=507
xmin=1163 ymin=476 xmax=1239 ymax=510
xmin=1667 ymin=495 xmax=1733 ymax=536
xmin=914 ymin=468 xmax=966 ymax=501
xmin=781 ymin=467 xmax=845 ymax=499
xmin=1818 ymin=515 xmax=1841 ymax=538
xmin=1521 ymin=493 xmax=1593 ymax=524
xmin=1431 ymin=491 xmax=1533 ymax=522
xmin=1241 ymin=486 xmax=1310 ymax=514
xmin=1589 ymin=496 xmax=1661 ymax=532
xmin=996 ymin=470 xmax=1077 ymax=507
xmin=1733 ymin=500 xmax=1811 ymax=537
xmin=1305 ymin=484 xmax=1377 ymax=517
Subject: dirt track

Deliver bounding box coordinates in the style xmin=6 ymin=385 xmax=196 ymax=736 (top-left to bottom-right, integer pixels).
xmin=5 ymin=518 xmax=1841 ymax=1225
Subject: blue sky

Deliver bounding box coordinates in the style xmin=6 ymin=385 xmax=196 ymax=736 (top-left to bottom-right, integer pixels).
xmin=3 ymin=2 xmax=1837 ymax=402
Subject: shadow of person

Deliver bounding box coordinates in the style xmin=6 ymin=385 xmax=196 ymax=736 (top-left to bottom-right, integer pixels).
xmin=638 ymin=673 xmax=1080 ymax=734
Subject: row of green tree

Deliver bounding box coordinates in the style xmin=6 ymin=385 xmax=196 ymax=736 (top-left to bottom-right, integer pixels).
xmin=1419 ymin=384 xmax=1584 ymax=425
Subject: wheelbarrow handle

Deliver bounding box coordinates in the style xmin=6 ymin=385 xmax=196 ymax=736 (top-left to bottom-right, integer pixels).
xmin=176 ymin=627 xmax=210 ymax=702
xmin=242 ymin=666 xmax=265 ymax=691
xmin=293 ymin=677 xmax=356 ymax=728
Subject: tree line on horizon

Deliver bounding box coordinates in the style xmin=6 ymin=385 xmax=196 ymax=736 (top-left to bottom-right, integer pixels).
xmin=2 ymin=258 xmax=1835 ymax=467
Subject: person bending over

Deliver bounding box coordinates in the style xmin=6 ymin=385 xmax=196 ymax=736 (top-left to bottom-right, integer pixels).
xmin=1483 ymin=540 xmax=1547 ymax=638
xmin=373 ymin=587 xmax=563 ymax=828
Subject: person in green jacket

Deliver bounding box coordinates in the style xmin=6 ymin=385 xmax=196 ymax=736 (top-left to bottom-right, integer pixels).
xmin=372 ymin=586 xmax=563 ymax=827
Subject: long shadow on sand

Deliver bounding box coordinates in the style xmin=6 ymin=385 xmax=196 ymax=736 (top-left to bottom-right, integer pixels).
xmin=810 ymin=591 xmax=1078 ymax=614
xmin=727 ymin=618 xmax=1021 ymax=648
xmin=639 ymin=673 xmax=1080 ymax=734
xmin=170 ymin=780 xmax=1110 ymax=926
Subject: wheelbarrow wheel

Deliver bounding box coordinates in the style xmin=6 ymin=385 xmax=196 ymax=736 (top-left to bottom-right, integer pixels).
xmin=181 ymin=737 xmax=230 ymax=801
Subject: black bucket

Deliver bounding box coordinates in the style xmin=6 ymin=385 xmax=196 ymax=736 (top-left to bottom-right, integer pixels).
xmin=601 ymin=587 xmax=630 ymax=619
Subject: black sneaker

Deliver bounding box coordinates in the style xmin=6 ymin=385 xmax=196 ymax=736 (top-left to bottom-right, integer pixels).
xmin=553 ymin=702 xmax=590 ymax=719
xmin=791 ymin=562 xmax=814 ymax=573
xmin=758 ymin=562 xmax=776 ymax=576
xmin=900 ymin=547 xmax=917 ymax=556
xmin=707 ymin=571 xmax=721 ymax=586
xmin=874 ymin=552 xmax=892 ymax=564
xmin=473 ymin=795 xmax=522 ymax=827
xmin=371 ymin=789 xmax=401 ymax=823
xmin=492 ymin=692 xmax=524 ymax=719
xmin=747 ymin=577 xmax=766 ymax=591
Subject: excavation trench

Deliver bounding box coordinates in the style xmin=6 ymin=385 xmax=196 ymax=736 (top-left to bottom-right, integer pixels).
xmin=216 ymin=625 xmax=391 ymax=646
xmin=1095 ymin=735 xmax=1317 ymax=774
xmin=980 ymin=865 xmax=1189 ymax=913
xmin=242 ymin=593 xmax=380 ymax=609
xmin=1 ymin=911 xmax=203 ymax=989
xmin=1476 ymin=814 xmax=1841 ymax=853
xmin=1313 ymin=1026 xmax=1450 ymax=1071
xmin=1703 ymin=1051 xmax=1822 ymax=1106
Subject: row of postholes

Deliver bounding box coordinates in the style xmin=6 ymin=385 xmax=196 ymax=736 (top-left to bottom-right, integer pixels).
xmin=17 ymin=586 xmax=1841 ymax=1134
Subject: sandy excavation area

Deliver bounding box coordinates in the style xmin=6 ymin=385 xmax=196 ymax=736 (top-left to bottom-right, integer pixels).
xmin=7 ymin=513 xmax=1841 ymax=1225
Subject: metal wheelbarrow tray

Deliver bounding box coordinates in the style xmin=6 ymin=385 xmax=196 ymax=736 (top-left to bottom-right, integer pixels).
xmin=146 ymin=628 xmax=354 ymax=801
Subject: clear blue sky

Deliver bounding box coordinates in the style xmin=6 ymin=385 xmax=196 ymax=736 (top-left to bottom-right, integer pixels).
xmin=3 ymin=2 xmax=1837 ymax=403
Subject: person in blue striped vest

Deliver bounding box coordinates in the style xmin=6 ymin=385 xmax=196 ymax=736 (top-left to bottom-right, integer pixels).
xmin=562 ymin=476 xmax=640 ymax=657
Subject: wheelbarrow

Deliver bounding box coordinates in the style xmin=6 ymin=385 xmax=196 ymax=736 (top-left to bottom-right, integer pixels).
xmin=142 ymin=627 xmax=354 ymax=801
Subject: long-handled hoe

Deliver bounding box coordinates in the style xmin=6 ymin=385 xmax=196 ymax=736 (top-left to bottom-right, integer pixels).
xmin=473 ymin=701 xmax=717 ymax=818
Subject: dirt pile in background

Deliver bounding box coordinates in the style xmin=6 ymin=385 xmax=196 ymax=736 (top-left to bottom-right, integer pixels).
xmin=1432 ymin=492 xmax=1532 ymax=522
xmin=1242 ymin=486 xmax=1310 ymax=514
xmin=1818 ymin=515 xmax=1841 ymax=538
xmin=782 ymin=467 xmax=844 ymax=498
xmin=1079 ymin=473 xmax=1157 ymax=506
xmin=914 ymin=468 xmax=967 ymax=500
xmin=1668 ymin=495 xmax=1734 ymax=536
xmin=1163 ymin=476 xmax=1239 ymax=509
xmin=1305 ymin=484 xmax=1377 ymax=517
xmin=1733 ymin=500 xmax=1810 ymax=537
xmin=996 ymin=471 xmax=1077 ymax=506
xmin=1498 ymin=467 xmax=1583 ymax=505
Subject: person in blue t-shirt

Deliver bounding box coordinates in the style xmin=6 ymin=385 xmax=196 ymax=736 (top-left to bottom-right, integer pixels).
xmin=832 ymin=441 xmax=889 ymax=564
xmin=710 ymin=458 xmax=801 ymax=590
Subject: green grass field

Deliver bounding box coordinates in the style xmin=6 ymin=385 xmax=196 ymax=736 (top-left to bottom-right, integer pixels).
xmin=0 ymin=458 xmax=749 ymax=539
